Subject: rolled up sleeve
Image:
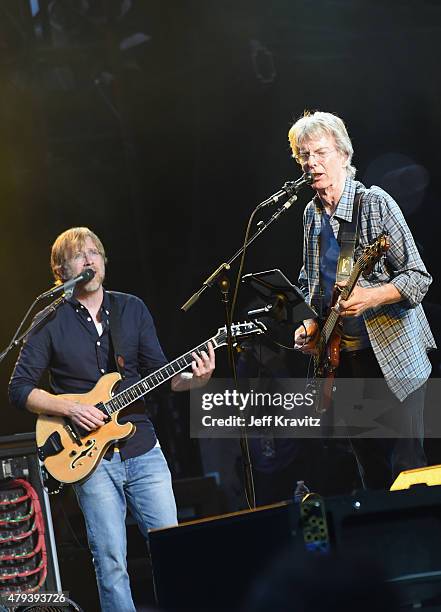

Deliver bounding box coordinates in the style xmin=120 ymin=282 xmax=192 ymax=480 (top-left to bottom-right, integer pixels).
xmin=390 ymin=269 xmax=432 ymax=308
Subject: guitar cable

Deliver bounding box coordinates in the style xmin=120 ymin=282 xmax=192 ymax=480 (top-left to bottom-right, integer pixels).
xmin=258 ymin=322 xmax=309 ymax=352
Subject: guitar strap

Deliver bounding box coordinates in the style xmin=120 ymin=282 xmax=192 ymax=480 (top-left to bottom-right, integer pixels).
xmin=108 ymin=292 xmax=126 ymax=380
xmin=335 ymin=191 xmax=363 ymax=282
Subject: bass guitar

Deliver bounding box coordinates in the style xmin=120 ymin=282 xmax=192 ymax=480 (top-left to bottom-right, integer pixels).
xmin=36 ymin=321 xmax=265 ymax=484
xmin=311 ymin=233 xmax=389 ymax=413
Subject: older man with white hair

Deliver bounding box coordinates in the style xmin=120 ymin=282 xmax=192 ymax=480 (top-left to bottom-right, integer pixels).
xmin=289 ymin=111 xmax=435 ymax=490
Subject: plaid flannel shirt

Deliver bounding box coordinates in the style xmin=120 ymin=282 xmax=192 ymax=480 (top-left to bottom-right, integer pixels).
xmin=298 ymin=177 xmax=436 ymax=401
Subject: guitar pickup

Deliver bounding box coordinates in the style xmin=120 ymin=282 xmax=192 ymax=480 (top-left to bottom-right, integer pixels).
xmin=96 ymin=402 xmax=111 ymax=424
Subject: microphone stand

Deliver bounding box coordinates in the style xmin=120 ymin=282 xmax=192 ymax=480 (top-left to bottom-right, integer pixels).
xmin=0 ymin=292 xmax=67 ymax=366
xmin=1 ymin=270 xmax=95 ymax=364
xmin=181 ymin=189 xmax=304 ymax=313
xmin=181 ymin=175 xmax=312 ymax=509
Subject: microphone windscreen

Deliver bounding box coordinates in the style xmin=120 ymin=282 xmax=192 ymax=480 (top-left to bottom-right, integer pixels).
xmin=82 ymin=268 xmax=95 ymax=282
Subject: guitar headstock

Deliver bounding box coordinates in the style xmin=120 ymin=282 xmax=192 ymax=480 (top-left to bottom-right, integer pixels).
xmin=215 ymin=320 xmax=267 ymax=347
xmin=361 ymin=233 xmax=390 ymax=277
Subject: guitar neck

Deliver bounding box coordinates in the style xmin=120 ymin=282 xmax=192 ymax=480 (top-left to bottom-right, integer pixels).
xmin=319 ymin=261 xmax=364 ymax=348
xmin=103 ymin=335 xmax=219 ymax=415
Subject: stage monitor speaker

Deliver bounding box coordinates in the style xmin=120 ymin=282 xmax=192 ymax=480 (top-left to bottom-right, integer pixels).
xmin=390 ymin=464 xmax=441 ymax=491
xmin=150 ymin=486 xmax=441 ymax=611
xmin=149 ymin=501 xmax=298 ymax=611
xmin=326 ymin=485 xmax=441 ymax=608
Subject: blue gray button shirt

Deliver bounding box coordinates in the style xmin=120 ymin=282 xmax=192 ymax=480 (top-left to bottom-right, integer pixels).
xmin=8 ymin=290 xmax=168 ymax=459
xmin=298 ymin=177 xmax=436 ymax=401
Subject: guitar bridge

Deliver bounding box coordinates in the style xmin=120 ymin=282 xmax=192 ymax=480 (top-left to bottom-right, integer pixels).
xmin=63 ymin=420 xmax=84 ymax=445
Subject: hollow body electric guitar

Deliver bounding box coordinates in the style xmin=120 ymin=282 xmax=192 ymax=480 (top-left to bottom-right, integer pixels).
xmin=36 ymin=321 xmax=265 ymax=484
xmin=311 ymin=233 xmax=390 ymax=414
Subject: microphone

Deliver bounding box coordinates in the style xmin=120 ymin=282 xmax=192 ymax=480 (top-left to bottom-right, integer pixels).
xmin=285 ymin=172 xmax=314 ymax=194
xmin=39 ymin=268 xmax=96 ymax=300
xmin=259 ymin=172 xmax=313 ymax=208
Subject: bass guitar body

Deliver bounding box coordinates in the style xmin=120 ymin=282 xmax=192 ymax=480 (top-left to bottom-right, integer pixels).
xmin=310 ymin=233 xmax=390 ymax=414
xmin=314 ymin=323 xmax=342 ymax=414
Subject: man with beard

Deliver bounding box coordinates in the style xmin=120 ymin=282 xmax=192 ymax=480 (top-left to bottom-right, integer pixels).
xmin=9 ymin=227 xmax=215 ymax=612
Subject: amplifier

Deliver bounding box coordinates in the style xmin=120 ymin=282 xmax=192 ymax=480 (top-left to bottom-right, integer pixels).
xmin=0 ymin=433 xmax=61 ymax=595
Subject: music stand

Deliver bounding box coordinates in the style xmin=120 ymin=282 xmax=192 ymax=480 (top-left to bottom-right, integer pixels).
xmin=241 ymin=269 xmax=317 ymax=324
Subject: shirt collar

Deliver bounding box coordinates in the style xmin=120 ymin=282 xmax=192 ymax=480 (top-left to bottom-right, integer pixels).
xmin=313 ymin=176 xmax=361 ymax=222
xmin=66 ymin=287 xmax=111 ymax=315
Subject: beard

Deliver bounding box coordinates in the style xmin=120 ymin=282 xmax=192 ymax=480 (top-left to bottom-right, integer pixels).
xmin=62 ymin=262 xmax=105 ymax=294
xmin=81 ymin=269 xmax=105 ymax=292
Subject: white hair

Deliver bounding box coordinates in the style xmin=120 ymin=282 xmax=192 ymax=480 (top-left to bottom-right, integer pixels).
xmin=288 ymin=111 xmax=356 ymax=178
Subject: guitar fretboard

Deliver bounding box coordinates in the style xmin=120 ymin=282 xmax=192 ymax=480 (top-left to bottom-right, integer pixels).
xmin=103 ymin=336 xmax=220 ymax=415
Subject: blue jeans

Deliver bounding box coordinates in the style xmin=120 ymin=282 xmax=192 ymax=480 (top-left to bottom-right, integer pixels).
xmin=74 ymin=445 xmax=177 ymax=612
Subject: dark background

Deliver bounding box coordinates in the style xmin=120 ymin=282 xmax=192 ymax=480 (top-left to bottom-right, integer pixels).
xmin=1 ymin=0 xmax=440 ymax=495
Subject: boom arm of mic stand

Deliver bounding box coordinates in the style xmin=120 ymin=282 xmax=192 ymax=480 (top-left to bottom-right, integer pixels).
xmin=181 ymin=262 xmax=231 ymax=312
xmin=0 ymin=295 xmax=66 ymax=365
xmin=180 ymin=195 xmax=298 ymax=312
